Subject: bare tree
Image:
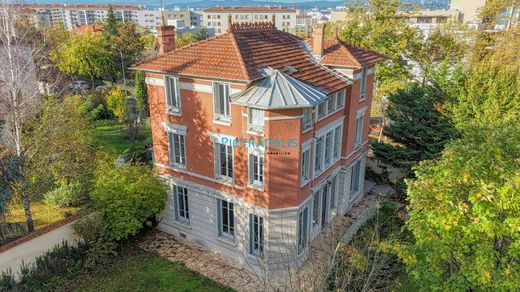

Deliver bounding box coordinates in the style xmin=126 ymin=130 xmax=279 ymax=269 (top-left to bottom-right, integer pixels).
xmin=0 ymin=1 xmax=50 ymax=232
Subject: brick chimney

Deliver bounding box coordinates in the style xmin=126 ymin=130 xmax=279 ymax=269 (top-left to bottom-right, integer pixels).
xmin=157 ymin=25 xmax=175 ymax=54
xmin=312 ymin=23 xmax=325 ymax=57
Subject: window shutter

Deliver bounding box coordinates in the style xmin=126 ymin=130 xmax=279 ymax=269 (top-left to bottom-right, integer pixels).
xmin=248 ymin=153 xmax=253 ymax=184
xmin=173 ymin=186 xmax=178 ymax=220
xmin=216 ymin=199 xmax=222 ymax=236
xmin=249 ymin=214 xmax=253 ymax=254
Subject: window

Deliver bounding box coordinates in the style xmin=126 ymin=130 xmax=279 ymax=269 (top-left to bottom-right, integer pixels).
xmin=324 ymin=132 xmax=333 ymax=166
xmin=350 ymin=161 xmax=361 ymax=195
xmin=249 ymin=152 xmax=264 ymax=187
xmin=360 ymin=67 xmax=367 ymax=99
xmin=297 ymin=207 xmax=309 ymax=254
xmin=333 ymin=126 xmax=341 ymax=159
xmin=174 ymin=186 xmax=189 ymax=222
xmin=248 ymin=108 xmax=264 ymax=134
xmin=329 ymin=176 xmax=337 ymax=210
xmin=165 ymin=76 xmax=181 ymax=113
xmin=249 ymin=214 xmax=264 ymax=257
xmin=314 ymin=137 xmax=323 ymax=173
xmin=302 ymin=108 xmax=313 ymax=131
xmin=355 ymin=112 xmax=365 ymax=148
xmin=217 ymin=199 xmax=234 ymax=239
xmin=312 ymin=191 xmax=320 ymax=228
xmin=213 ymin=82 xmax=230 ymax=122
xmin=216 ymin=143 xmax=233 ymax=179
xmin=417 ymin=17 xmax=432 ymax=23
xmin=327 ymin=96 xmax=335 ymax=114
xmin=336 ymin=90 xmax=344 ymax=108
xmin=301 ymin=146 xmax=311 ymax=184
xmin=168 ymin=132 xmax=186 ymax=168
xmin=317 ymin=102 xmax=326 ymax=119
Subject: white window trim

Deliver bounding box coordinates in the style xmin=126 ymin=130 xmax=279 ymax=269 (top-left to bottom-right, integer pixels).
xmin=217 ymin=199 xmax=236 ymax=241
xmin=249 ymin=213 xmax=265 ymax=258
xmin=173 ymin=185 xmax=190 ymax=224
xmin=164 ymin=75 xmax=181 ymax=115
xmin=302 ymin=107 xmax=313 ymax=133
xmin=300 ymin=142 xmax=312 ymax=187
xmin=212 ymin=81 xmax=231 ymax=125
xmin=355 ymin=107 xmax=367 ymax=149
xmin=316 ymin=89 xmax=346 ymax=122
xmin=297 ymin=206 xmax=310 ymax=255
xmin=359 ymin=67 xmax=368 ymax=101
xmin=248 ymin=147 xmax=265 ymax=190
xmin=214 ymin=142 xmax=234 ymax=182
xmin=163 ymin=122 xmax=187 ymax=170
xmin=313 ymin=119 xmax=344 ymax=179
xmin=247 ymin=108 xmax=265 ymax=136
xmin=349 ymin=160 xmax=362 ymax=200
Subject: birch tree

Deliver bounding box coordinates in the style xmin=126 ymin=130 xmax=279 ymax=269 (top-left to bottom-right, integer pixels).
xmin=0 ymin=1 xmax=48 ymax=232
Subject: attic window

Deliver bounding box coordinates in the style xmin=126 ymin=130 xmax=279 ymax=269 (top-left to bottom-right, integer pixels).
xmin=285 ymin=66 xmax=298 ymax=73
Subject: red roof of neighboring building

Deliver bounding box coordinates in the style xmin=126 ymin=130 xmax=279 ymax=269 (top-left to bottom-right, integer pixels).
xmin=309 ymin=38 xmax=387 ymax=67
xmin=133 ymin=22 xmax=348 ymax=94
xmin=204 ymin=6 xmax=296 ymax=13
xmin=72 ymin=24 xmax=104 ymax=36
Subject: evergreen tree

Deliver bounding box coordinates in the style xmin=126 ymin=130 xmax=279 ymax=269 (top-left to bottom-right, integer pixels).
xmin=102 ymin=6 xmax=119 ymax=43
xmin=134 ymin=71 xmax=149 ymax=118
xmin=372 ymin=84 xmax=458 ymax=169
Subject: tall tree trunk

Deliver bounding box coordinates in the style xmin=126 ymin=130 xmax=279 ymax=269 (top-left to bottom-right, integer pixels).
xmin=21 ymin=185 xmax=34 ymax=232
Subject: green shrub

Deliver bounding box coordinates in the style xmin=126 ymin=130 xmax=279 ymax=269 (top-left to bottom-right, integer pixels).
xmin=122 ymin=139 xmax=153 ymax=164
xmin=90 ymin=161 xmax=168 ymax=240
xmin=43 ymin=181 xmax=83 ymax=207
xmin=73 ymin=213 xmax=118 ymax=268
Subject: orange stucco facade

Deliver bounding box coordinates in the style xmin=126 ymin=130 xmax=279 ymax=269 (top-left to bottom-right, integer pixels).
xmin=146 ymin=64 xmax=374 ymax=210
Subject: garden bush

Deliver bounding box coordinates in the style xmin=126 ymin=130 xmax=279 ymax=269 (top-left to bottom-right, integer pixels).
xmin=90 ymin=160 xmax=168 ymax=240
xmin=43 ymin=181 xmax=84 ymax=207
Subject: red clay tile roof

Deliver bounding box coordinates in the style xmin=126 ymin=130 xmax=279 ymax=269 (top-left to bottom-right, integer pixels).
xmin=204 ymin=6 xmax=296 ymax=13
xmin=72 ymin=24 xmax=104 ymax=36
xmin=133 ymin=23 xmax=348 ymax=94
xmin=309 ymin=38 xmax=387 ymax=67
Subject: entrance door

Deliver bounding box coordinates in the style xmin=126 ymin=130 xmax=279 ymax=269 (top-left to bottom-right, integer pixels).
xmin=321 ymin=184 xmax=328 ymax=228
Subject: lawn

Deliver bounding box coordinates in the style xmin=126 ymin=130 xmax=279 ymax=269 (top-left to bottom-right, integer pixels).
xmin=68 ymin=249 xmax=233 ymax=292
xmin=95 ymin=120 xmax=131 ymax=154
xmin=6 ymin=200 xmax=79 ymax=231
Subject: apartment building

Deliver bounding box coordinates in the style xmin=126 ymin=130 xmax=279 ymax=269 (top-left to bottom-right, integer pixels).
xmin=136 ymin=9 xmax=204 ymax=34
xmin=203 ymin=6 xmax=297 ymax=34
xmin=132 ymin=21 xmax=385 ymax=272
xmin=2 ymin=4 xmax=143 ymax=30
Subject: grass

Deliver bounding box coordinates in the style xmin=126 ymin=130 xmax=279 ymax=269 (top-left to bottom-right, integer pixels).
xmin=95 ymin=119 xmax=131 ymax=155
xmin=6 ymin=200 xmax=79 ymax=231
xmin=68 ymin=249 xmax=233 ymax=292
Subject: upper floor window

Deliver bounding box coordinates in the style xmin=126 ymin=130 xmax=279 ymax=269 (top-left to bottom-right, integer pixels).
xmin=317 ymin=90 xmax=345 ymax=121
xmin=217 ymin=199 xmax=235 ymax=239
xmin=355 ymin=110 xmax=365 ymax=148
xmin=302 ymin=108 xmax=313 ymax=132
xmin=301 ymin=144 xmax=311 ymax=186
xmin=248 ymin=149 xmax=264 ymax=188
xmin=360 ymin=67 xmax=368 ymax=100
xmin=249 ymin=214 xmax=264 ymax=257
xmin=317 ymin=102 xmax=326 ymax=119
xmin=214 ymin=142 xmax=233 ymax=180
xmin=213 ymin=82 xmax=231 ymax=123
xmin=173 ymin=186 xmax=189 ymax=223
xmin=164 ymin=123 xmax=187 ymax=169
xmin=314 ymin=123 xmax=343 ymax=177
xmin=248 ymin=108 xmax=264 ymax=135
xmin=165 ymin=76 xmax=181 ymax=114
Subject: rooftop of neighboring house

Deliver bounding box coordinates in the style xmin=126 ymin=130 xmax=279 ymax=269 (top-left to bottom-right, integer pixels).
xmin=133 ymin=21 xmax=385 ymax=108
xmin=204 ymin=6 xmax=297 ymax=13
xmin=307 ymin=38 xmax=387 ymax=68
xmin=72 ymin=24 xmax=104 ymax=36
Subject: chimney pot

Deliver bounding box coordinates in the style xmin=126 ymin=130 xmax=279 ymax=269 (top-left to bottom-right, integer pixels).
xmin=157 ymin=25 xmax=175 ymax=54
xmin=312 ymin=23 xmax=325 ymax=57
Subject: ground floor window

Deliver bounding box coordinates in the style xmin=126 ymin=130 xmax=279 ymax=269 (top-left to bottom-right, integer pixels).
xmin=174 ymin=186 xmax=189 ymax=223
xmin=350 ymin=161 xmax=361 ymax=195
xmin=217 ymin=199 xmax=235 ymax=239
xmin=249 ymin=214 xmax=264 ymax=257
xmin=297 ymin=207 xmax=309 ymax=254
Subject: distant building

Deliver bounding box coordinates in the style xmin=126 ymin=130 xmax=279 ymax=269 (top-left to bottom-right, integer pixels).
xmin=203 ymin=6 xmax=297 ymax=34
xmin=450 ymin=0 xmax=486 ymax=25
xmin=1 ymin=4 xmax=144 ymax=30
